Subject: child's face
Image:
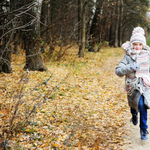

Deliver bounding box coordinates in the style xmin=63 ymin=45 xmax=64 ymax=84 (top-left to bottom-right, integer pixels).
xmin=133 ymin=42 xmax=143 ymax=50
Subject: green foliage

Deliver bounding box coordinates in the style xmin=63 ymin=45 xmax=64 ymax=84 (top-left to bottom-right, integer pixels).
xmin=102 ymin=41 xmax=109 ymax=47
xmin=147 ymin=37 xmax=150 ymax=47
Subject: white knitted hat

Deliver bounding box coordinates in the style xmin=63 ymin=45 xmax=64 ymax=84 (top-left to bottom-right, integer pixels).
xmin=130 ymin=26 xmax=146 ymax=46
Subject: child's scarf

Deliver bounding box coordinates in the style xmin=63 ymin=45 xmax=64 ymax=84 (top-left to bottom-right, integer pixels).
xmin=122 ymin=42 xmax=150 ymax=95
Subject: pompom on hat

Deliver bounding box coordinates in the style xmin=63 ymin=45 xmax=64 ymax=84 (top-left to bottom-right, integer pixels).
xmin=122 ymin=26 xmax=150 ymax=51
xmin=130 ymin=26 xmax=146 ymax=47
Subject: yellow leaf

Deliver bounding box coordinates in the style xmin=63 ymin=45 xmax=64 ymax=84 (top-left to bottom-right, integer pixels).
xmin=81 ymin=134 xmax=86 ymax=139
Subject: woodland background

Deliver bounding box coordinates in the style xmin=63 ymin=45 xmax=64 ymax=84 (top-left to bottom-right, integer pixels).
xmin=0 ymin=0 xmax=150 ymax=73
xmin=0 ymin=0 xmax=150 ymax=149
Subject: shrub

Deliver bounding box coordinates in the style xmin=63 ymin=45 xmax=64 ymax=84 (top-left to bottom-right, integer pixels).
xmin=147 ymin=37 xmax=150 ymax=47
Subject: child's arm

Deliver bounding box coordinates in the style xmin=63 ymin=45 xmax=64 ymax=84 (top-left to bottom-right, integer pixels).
xmin=115 ymin=55 xmax=134 ymax=77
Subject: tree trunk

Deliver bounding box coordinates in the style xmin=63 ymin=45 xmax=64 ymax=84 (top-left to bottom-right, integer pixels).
xmin=0 ymin=32 xmax=13 ymax=73
xmin=0 ymin=0 xmax=13 ymax=73
xmin=78 ymin=0 xmax=82 ymax=56
xmin=119 ymin=0 xmax=123 ymax=47
xmin=88 ymin=3 xmax=100 ymax=52
xmin=78 ymin=0 xmax=88 ymax=57
xmin=24 ymin=38 xmax=47 ymax=71
xmin=114 ymin=0 xmax=119 ymax=48
xmin=109 ymin=1 xmax=116 ymax=46
xmin=79 ymin=1 xmax=87 ymax=57
xmin=24 ymin=0 xmax=47 ymax=71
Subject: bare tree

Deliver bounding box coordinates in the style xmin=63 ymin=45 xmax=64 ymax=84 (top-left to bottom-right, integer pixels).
xmin=22 ymin=0 xmax=47 ymax=71
xmin=119 ymin=0 xmax=123 ymax=46
xmin=114 ymin=0 xmax=119 ymax=48
xmin=88 ymin=0 xmax=105 ymax=52
xmin=0 ymin=0 xmax=48 ymax=73
xmin=0 ymin=0 xmax=150 ymax=69
xmin=78 ymin=0 xmax=88 ymax=57
xmin=0 ymin=0 xmax=13 ymax=73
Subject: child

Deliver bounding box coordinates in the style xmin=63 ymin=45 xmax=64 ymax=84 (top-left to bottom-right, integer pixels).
xmin=115 ymin=26 xmax=150 ymax=140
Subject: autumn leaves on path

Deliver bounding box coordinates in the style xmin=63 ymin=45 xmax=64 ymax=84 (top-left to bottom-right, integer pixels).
xmin=0 ymin=48 xmax=132 ymax=149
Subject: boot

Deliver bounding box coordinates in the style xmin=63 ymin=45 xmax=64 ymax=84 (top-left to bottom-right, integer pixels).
xmin=140 ymin=129 xmax=149 ymax=140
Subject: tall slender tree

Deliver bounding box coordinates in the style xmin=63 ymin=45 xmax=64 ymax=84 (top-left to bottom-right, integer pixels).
xmin=114 ymin=0 xmax=119 ymax=48
xmin=0 ymin=0 xmax=13 ymax=73
xmin=78 ymin=0 xmax=87 ymax=57
xmin=119 ymin=0 xmax=123 ymax=46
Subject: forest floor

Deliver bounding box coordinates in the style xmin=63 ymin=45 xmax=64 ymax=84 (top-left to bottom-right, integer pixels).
xmin=0 ymin=46 xmax=150 ymax=149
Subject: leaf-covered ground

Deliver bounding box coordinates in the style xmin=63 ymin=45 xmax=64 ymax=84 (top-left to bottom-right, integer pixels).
xmin=0 ymin=47 xmax=132 ymax=149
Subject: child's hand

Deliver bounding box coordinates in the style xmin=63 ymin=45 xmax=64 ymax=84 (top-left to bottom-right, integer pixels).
xmin=130 ymin=63 xmax=140 ymax=71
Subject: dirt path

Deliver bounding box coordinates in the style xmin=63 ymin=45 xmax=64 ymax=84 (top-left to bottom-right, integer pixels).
xmin=111 ymin=49 xmax=150 ymax=150
xmin=123 ymin=109 xmax=150 ymax=150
